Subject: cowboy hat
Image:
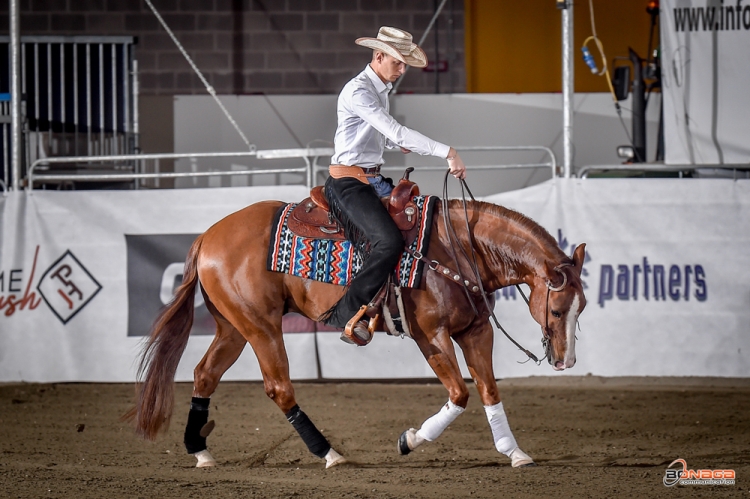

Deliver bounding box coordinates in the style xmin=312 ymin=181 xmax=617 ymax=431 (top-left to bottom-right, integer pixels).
xmin=355 ymin=26 xmax=428 ymax=69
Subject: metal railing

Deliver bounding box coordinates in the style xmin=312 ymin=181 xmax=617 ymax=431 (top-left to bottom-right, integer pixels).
xmin=26 ymin=147 xmax=334 ymax=190
xmin=311 ymin=145 xmax=557 ymax=184
xmin=26 ymin=145 xmax=557 ymax=191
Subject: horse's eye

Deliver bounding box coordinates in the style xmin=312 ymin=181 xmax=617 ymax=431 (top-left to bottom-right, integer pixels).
xmin=551 ymin=310 xmax=562 ymax=318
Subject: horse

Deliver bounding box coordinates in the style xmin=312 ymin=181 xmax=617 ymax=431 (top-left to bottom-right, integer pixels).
xmin=126 ymin=193 xmax=587 ymax=469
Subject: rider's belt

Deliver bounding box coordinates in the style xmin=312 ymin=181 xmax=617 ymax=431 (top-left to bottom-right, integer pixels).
xmin=329 ymin=164 xmax=380 ymax=184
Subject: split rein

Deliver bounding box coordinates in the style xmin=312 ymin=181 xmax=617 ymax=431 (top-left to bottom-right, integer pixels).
xmin=426 ymin=170 xmax=570 ymax=366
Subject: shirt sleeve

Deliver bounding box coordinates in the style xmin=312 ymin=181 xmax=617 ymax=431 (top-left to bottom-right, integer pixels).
xmin=350 ymin=87 xmax=450 ymax=159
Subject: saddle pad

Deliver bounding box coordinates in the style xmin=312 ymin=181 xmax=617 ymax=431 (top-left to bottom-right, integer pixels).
xmin=267 ymin=195 xmax=438 ymax=288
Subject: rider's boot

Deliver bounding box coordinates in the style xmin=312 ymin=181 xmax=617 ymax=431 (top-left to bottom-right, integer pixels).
xmin=339 ymin=280 xmax=391 ymax=345
xmin=340 ymin=305 xmax=377 ymax=346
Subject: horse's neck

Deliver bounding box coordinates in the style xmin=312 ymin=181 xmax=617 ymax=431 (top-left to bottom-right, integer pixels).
xmin=440 ymin=201 xmax=562 ymax=290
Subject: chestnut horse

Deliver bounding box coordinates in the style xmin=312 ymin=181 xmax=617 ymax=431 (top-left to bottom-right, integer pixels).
xmin=128 ymin=197 xmax=586 ymax=469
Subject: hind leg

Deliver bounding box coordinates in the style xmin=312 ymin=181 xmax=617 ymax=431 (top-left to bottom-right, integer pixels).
xmin=454 ymin=325 xmax=535 ymax=467
xmin=216 ymin=307 xmax=346 ymax=469
xmin=251 ymin=330 xmax=346 ymax=468
xmin=185 ymin=314 xmax=246 ymax=467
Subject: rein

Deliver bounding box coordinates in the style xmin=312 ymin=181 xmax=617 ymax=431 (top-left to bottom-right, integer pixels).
xmin=437 ymin=170 xmax=542 ymax=365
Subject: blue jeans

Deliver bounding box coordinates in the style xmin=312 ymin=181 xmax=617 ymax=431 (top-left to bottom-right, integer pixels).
xmin=367 ymin=174 xmax=394 ymax=197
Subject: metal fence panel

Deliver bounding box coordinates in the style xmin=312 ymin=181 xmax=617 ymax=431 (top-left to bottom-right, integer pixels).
xmin=0 ymin=36 xmax=136 ymax=189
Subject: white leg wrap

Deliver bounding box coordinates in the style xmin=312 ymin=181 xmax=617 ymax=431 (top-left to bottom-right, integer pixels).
xmin=484 ymin=401 xmax=518 ymax=457
xmin=416 ymin=400 xmax=465 ymax=442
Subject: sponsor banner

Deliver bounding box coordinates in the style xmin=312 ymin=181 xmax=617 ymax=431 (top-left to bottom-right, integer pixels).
xmin=661 ymin=0 xmax=750 ymax=164
xmin=485 ymin=178 xmax=750 ymax=378
xmin=0 ymin=186 xmax=315 ymax=382
xmin=126 ymin=234 xmax=211 ymax=337
xmin=1 ymin=179 xmax=748 ymax=382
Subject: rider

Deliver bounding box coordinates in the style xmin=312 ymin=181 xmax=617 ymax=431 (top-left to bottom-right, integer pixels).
xmin=323 ymin=26 xmax=467 ymax=344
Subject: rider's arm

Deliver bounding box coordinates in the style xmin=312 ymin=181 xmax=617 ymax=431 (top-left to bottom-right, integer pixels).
xmin=349 ymin=87 xmax=449 ymax=159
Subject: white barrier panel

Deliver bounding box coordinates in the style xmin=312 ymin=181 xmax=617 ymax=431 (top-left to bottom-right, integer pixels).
xmin=485 ymin=178 xmax=750 ymax=378
xmin=1 ymin=179 xmax=748 ymax=382
xmin=661 ymin=0 xmax=750 ymax=164
xmin=0 ymin=186 xmax=313 ymax=383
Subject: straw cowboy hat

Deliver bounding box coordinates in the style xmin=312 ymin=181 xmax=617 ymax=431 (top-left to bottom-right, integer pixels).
xmin=355 ymin=27 xmax=428 ymax=68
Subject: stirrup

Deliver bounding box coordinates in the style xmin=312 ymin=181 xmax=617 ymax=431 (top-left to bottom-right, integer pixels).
xmin=341 ymin=305 xmax=377 ymax=346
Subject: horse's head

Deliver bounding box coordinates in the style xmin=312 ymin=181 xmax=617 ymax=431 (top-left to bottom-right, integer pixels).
xmin=528 ymin=243 xmax=587 ymax=371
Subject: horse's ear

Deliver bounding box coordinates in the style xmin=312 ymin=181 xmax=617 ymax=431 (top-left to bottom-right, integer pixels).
xmin=573 ymin=243 xmax=586 ymax=272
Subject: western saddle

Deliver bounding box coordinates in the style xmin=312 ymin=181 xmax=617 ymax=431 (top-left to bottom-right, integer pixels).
xmin=287 ymin=167 xmax=422 ymax=243
xmin=287 ymin=168 xmax=424 ymax=345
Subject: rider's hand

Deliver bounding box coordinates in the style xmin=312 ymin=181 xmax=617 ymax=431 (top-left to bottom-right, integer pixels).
xmin=400 ymin=147 xmax=411 ymax=154
xmin=446 ymin=147 xmax=466 ymax=180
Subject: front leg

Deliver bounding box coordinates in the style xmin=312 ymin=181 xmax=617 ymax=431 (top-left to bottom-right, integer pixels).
xmin=398 ymin=326 xmax=470 ymax=455
xmin=454 ymin=325 xmax=535 ymax=467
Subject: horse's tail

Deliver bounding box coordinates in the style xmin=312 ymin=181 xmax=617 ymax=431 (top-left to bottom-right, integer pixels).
xmin=123 ymin=234 xmax=204 ymax=441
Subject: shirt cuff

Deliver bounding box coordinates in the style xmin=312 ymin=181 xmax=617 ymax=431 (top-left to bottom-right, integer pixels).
xmin=434 ymin=142 xmax=451 ymax=160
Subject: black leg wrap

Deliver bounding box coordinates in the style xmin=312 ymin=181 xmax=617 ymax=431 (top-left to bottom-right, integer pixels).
xmin=184 ymin=397 xmax=210 ymax=454
xmin=285 ymin=405 xmax=331 ymax=459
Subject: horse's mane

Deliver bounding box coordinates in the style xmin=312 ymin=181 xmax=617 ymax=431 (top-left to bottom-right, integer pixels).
xmin=447 ymin=199 xmax=566 ymax=260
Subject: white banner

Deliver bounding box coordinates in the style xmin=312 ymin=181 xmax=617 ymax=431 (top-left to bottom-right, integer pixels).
xmin=485 ymin=178 xmax=750 ymax=378
xmin=661 ymin=0 xmax=750 ymax=165
xmin=0 ymin=186 xmax=314 ymax=383
xmin=1 ymin=179 xmax=748 ymax=382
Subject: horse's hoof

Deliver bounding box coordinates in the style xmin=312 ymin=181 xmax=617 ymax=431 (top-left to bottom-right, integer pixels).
xmin=194 ymin=449 xmax=217 ymax=468
xmin=398 ymin=431 xmax=411 ymax=455
xmin=398 ymin=428 xmax=423 ymax=455
xmin=510 ymin=447 xmax=535 ymax=468
xmin=324 ymin=448 xmax=346 ymax=468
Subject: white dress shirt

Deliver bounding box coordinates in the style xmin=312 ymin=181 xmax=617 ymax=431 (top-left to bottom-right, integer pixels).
xmin=331 ymin=64 xmax=450 ymax=168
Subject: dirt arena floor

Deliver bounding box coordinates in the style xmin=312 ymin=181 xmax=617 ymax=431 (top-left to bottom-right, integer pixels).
xmin=1 ymin=376 xmax=748 ymax=498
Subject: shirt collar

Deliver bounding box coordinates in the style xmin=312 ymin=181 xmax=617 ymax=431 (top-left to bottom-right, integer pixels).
xmin=364 ymin=64 xmax=392 ymax=94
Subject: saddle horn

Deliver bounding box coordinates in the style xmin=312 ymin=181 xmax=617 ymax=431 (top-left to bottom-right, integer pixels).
xmin=402 ymin=167 xmax=414 ymax=180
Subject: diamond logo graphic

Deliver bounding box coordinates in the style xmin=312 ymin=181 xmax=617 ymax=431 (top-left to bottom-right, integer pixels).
xmin=37 ymin=250 xmax=102 ymax=324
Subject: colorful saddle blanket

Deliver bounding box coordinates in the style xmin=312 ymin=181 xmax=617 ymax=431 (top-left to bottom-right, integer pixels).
xmin=267 ymin=195 xmax=438 ymax=288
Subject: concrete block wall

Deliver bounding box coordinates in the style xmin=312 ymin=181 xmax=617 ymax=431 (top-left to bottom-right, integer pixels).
xmin=0 ymin=0 xmax=466 ymax=96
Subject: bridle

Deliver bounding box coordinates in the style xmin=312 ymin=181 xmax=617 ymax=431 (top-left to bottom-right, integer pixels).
xmin=540 ymin=263 xmax=574 ymax=362
xmin=437 ymin=170 xmax=575 ymax=365
xmin=510 ymin=263 xmax=573 ymax=364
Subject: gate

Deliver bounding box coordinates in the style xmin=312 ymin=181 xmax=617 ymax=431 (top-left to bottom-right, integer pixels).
xmin=0 ymin=35 xmax=137 ymax=189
